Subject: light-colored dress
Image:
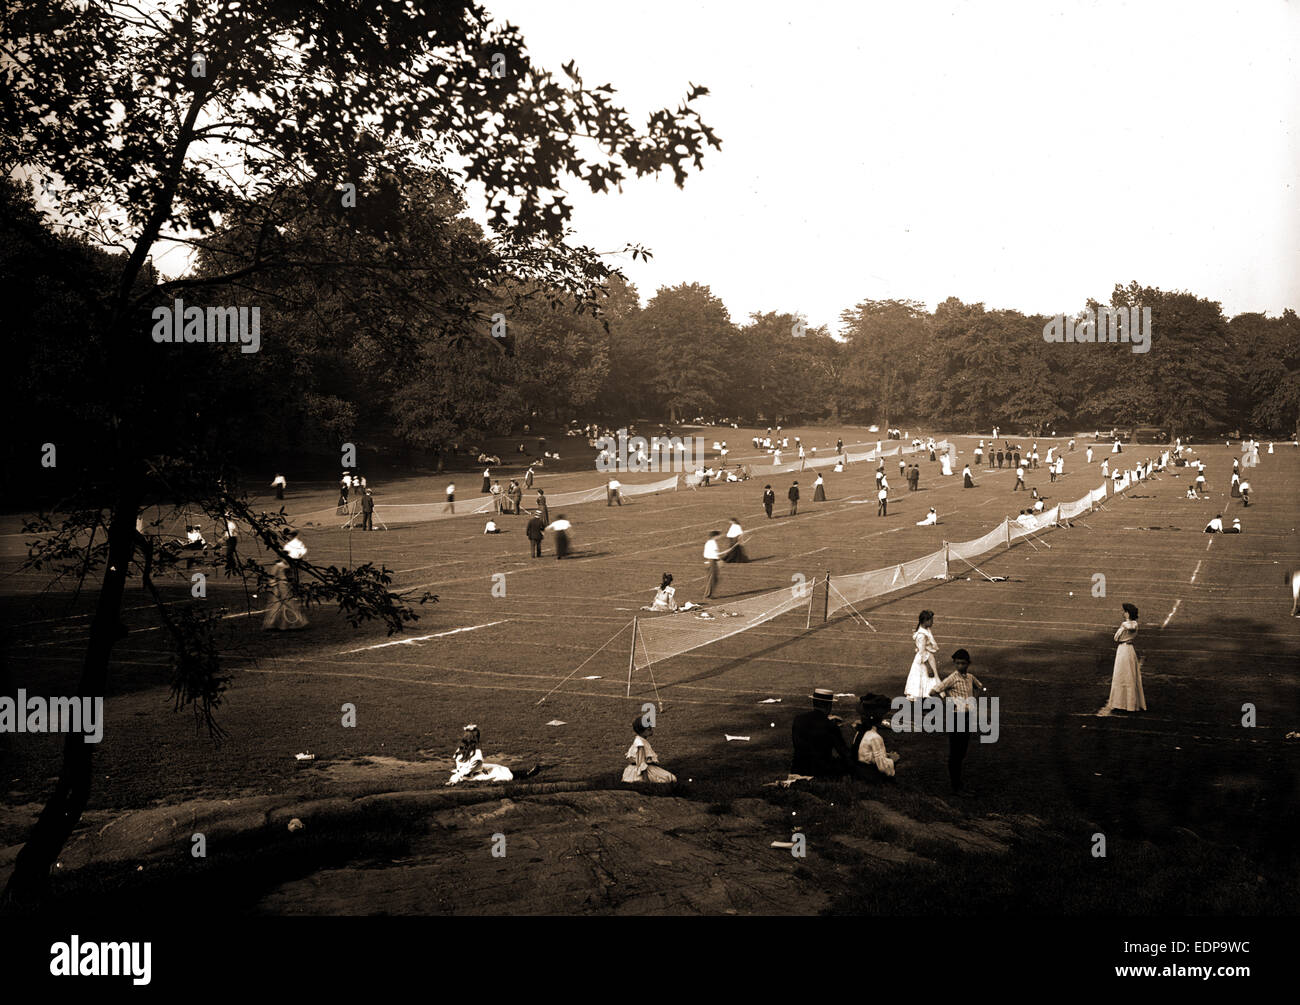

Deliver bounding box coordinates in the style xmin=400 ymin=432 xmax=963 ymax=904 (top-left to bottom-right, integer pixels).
xmin=262 ymin=560 xmax=308 ymax=630
xmin=904 ymin=627 xmax=940 ymax=699
xmin=1106 ymin=620 xmax=1146 ymax=711
xmin=645 ymin=585 xmax=677 ymax=612
xmin=622 ymin=735 xmax=677 ymax=783
xmin=447 ymin=748 xmax=513 ymax=785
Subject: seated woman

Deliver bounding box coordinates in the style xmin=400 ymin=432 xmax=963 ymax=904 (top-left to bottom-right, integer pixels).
xmin=483 ymin=519 xmax=502 ymax=534
xmin=642 ymin=573 xmax=678 ymax=612
xmin=833 ymin=459 xmax=845 ymax=473
xmin=180 ymin=525 xmax=208 ymax=567
xmin=916 ymin=507 xmax=938 ymax=526
xmin=1225 ymin=518 xmax=1243 ymax=534
xmin=851 ymin=694 xmax=898 ymax=780
xmin=1205 ymin=514 xmax=1224 ymax=533
xmin=446 ymin=725 xmax=537 ymax=786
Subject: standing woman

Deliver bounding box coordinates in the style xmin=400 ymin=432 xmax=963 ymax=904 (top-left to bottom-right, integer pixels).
xmin=812 ymin=472 xmax=827 ymax=502
xmin=1099 ymin=603 xmax=1145 ymax=715
xmin=547 ymin=514 xmax=572 ymax=559
xmin=903 ymin=610 xmax=940 ymax=700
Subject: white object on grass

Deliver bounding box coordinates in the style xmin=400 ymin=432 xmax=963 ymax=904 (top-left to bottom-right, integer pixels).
xmin=725 ymin=734 xmax=751 ymax=742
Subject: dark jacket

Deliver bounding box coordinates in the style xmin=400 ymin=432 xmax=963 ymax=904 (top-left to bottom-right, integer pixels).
xmin=791 ymin=710 xmax=853 ymax=776
xmin=525 ymin=516 xmax=544 ymax=541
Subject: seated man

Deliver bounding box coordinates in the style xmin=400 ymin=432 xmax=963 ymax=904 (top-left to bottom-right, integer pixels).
xmin=916 ymin=507 xmax=938 ymax=526
xmin=791 ymin=689 xmax=855 ymax=777
xmin=483 ymin=519 xmax=502 ymax=534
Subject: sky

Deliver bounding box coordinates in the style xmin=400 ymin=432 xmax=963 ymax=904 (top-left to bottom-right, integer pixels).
xmin=477 ymin=0 xmax=1300 ymax=331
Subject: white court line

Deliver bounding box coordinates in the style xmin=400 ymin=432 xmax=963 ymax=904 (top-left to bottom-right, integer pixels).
xmin=337 ymin=620 xmax=507 ymax=655
xmin=1161 ymin=599 xmax=1181 ymax=628
xmin=1190 ymin=560 xmax=1202 ymax=584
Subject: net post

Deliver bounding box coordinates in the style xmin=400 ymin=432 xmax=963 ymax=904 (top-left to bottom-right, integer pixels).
xmin=804 ymin=574 xmax=816 ymax=629
xmin=626 ymin=617 xmax=638 ymax=698
xmin=822 ymin=570 xmax=831 ymax=623
xmin=943 ymin=541 xmax=950 ymax=577
xmin=1004 ymin=518 xmax=1011 ymax=550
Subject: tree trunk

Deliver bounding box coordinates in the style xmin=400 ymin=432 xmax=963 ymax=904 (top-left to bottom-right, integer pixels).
xmin=2 ymin=478 xmax=142 ymax=910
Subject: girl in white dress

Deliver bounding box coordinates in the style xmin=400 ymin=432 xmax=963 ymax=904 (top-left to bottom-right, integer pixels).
xmin=643 ymin=573 xmax=678 ymax=612
xmin=903 ymin=610 xmax=940 ymax=699
xmin=622 ymin=719 xmax=677 ymax=783
xmin=446 ymin=725 xmax=514 ymax=785
xmin=1099 ymin=604 xmax=1146 ymax=714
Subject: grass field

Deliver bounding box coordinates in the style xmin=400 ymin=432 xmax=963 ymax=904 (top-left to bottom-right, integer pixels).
xmin=2 ymin=427 xmax=1297 ymax=914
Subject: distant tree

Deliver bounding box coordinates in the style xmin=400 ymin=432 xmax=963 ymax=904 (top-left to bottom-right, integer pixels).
xmin=630 ymin=283 xmax=734 ymax=422
xmin=1076 ymin=283 xmax=1232 ymax=438
xmin=1226 ymin=310 xmax=1300 ymax=435
xmin=839 ymin=299 xmax=930 ymax=429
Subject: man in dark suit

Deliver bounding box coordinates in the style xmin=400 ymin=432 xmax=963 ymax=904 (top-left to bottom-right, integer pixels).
xmin=763 ymin=484 xmax=776 ymax=518
xmin=787 ymin=480 xmax=799 ymax=517
xmin=525 ymin=510 xmax=545 ymax=557
xmin=360 ymin=488 xmax=375 ymax=530
xmin=791 ymin=689 xmax=854 ymax=777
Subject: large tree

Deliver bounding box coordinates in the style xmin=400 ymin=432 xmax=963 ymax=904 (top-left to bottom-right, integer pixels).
xmin=629 ymin=283 xmax=734 ymax=422
xmin=839 ymin=299 xmax=930 ymax=429
xmin=0 ymin=0 xmax=717 ymax=907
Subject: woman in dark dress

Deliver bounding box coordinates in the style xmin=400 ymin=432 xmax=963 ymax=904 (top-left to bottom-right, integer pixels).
xmin=549 ymin=514 xmax=571 ymax=559
xmin=812 ymin=473 xmax=827 ymax=501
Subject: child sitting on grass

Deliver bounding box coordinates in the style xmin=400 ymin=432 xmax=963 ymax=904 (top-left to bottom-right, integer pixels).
xmin=446 ymin=725 xmax=539 ymax=786
xmin=622 ymin=718 xmax=677 ymax=784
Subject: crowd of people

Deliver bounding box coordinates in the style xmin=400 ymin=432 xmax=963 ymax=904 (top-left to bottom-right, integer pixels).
xmin=246 ymin=421 xmax=1283 ymax=806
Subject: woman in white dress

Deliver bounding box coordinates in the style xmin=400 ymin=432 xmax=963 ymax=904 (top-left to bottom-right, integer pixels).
xmin=903 ymin=610 xmax=940 ymax=699
xmin=1099 ymin=603 xmax=1146 ymax=714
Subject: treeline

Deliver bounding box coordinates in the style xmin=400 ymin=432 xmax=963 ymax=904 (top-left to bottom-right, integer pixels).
xmin=5 ymin=176 xmax=1297 ymax=497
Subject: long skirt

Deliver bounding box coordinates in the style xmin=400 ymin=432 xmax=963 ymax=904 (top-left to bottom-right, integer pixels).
xmin=554 ymin=530 xmax=570 ymax=559
xmin=1230 ymin=482 xmax=1240 ymax=497
xmin=1106 ymin=643 xmax=1146 ymax=711
xmin=904 ymin=657 xmax=939 ymax=700
xmin=263 ymin=575 xmax=308 ymax=631
xmin=722 ymin=542 xmax=749 ymax=563
xmin=623 ymin=764 xmax=677 ymax=783
xmin=482 ymin=476 xmax=491 ymax=492
xmin=813 ymin=484 xmax=826 ymax=501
